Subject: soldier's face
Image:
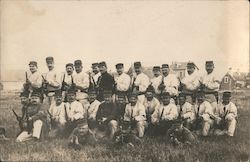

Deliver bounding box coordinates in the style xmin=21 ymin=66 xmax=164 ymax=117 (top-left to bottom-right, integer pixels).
xmin=145 ymin=92 xmax=153 ymax=101
xmin=129 ymin=96 xmax=137 ymax=106
xmin=46 ymin=62 xmax=54 ymax=71
xmin=92 ymin=66 xmax=99 ymax=74
xmin=206 ymin=64 xmax=214 ymax=74
xmin=116 ymin=67 xmax=124 ymax=75
xmin=162 ymin=68 xmax=169 ymax=76
xmin=99 ymin=66 xmax=107 ymax=74
xmin=153 ymin=70 xmax=161 ymax=77
xmin=135 ymin=67 xmax=142 ymax=75
xmin=178 ymin=96 xmax=186 ymax=106
xmin=117 ymin=96 xmax=126 ymax=104
xmin=197 ymin=95 xmax=205 ymax=104
xmin=162 ymin=96 xmax=170 ymax=105
xmin=75 ymin=65 xmax=82 ymax=73
xmin=29 ymin=65 xmax=37 ymax=73
xmin=67 ymin=93 xmax=76 ymax=102
xmin=88 ymin=93 xmax=97 ymax=103
xmin=55 ymin=96 xmax=62 ymax=105
xmin=66 ymin=66 xmax=74 ymax=75
xmin=21 ymin=97 xmax=29 ymax=105
xmin=104 ymin=95 xmax=112 ymax=103
xmin=78 ymin=125 xmax=89 ymax=136
xmin=30 ymin=96 xmax=40 ymax=104
xmin=222 ymin=97 xmax=230 ymax=105
xmin=187 ymin=66 xmax=195 ymax=75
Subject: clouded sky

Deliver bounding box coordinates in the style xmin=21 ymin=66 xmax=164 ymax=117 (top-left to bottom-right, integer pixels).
xmin=1 ymin=0 xmax=249 ymax=79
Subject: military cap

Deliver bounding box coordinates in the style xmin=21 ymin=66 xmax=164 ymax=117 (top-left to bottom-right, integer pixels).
xmin=161 ymin=91 xmax=170 ymax=97
xmin=20 ymin=90 xmax=29 ymax=98
xmin=205 ymin=61 xmax=214 ymax=65
xmin=67 ymin=87 xmax=76 ymax=94
xmin=92 ymin=63 xmax=99 ymax=68
xmin=223 ymin=91 xmax=231 ymax=98
xmin=88 ymin=88 xmax=97 ymax=94
xmin=129 ymin=92 xmax=138 ymax=98
xmin=115 ymin=63 xmax=124 ymax=69
xmin=187 ymin=62 xmax=195 ymax=68
xmin=153 ymin=66 xmax=161 ymax=71
xmin=98 ymin=61 xmax=107 ymax=67
xmin=74 ymin=60 xmax=82 ymax=66
xmin=196 ymin=90 xmax=205 ymax=96
xmin=146 ymin=84 xmax=155 ymax=93
xmin=162 ymin=64 xmax=169 ymax=68
xmin=134 ymin=62 xmax=142 ymax=68
xmin=31 ymin=89 xmax=42 ymax=98
xmin=54 ymin=90 xmax=62 ymax=97
xmin=29 ymin=61 xmax=37 ymax=67
xmin=103 ymin=90 xmax=113 ymax=96
xmin=178 ymin=93 xmax=186 ymax=98
xmin=66 ymin=63 xmax=74 ymax=68
xmin=46 ymin=57 xmax=54 ymax=63
xmin=117 ymin=92 xmax=126 ymax=99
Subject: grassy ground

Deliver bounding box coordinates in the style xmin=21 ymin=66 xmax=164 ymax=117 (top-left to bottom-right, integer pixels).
xmin=0 ymin=92 xmax=249 ymax=162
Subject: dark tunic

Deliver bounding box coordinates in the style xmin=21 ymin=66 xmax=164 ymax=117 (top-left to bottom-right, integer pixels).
xmin=97 ymin=72 xmax=115 ymax=101
xmin=96 ymin=102 xmax=118 ymax=124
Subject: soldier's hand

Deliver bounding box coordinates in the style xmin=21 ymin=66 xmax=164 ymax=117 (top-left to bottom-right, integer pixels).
xmin=28 ymin=117 xmax=33 ymax=121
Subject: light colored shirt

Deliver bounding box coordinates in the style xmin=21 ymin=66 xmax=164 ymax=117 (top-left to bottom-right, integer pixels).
xmin=151 ymin=75 xmax=163 ymax=94
xmin=180 ymin=102 xmax=196 ymax=120
xmin=215 ymin=102 xmax=237 ymax=120
xmin=151 ymin=103 xmax=178 ymax=123
xmin=134 ymin=73 xmax=150 ymax=93
xmin=142 ymin=97 xmax=160 ymax=115
xmin=62 ymin=72 xmax=74 ymax=85
xmin=49 ymin=102 xmax=66 ymax=124
xmin=27 ymin=71 xmax=43 ymax=89
xmin=181 ymin=71 xmax=200 ymax=91
xmin=92 ymin=72 xmax=101 ymax=85
xmin=195 ymin=101 xmax=214 ymax=121
xmin=124 ymin=102 xmax=146 ymax=122
xmin=115 ymin=73 xmax=131 ymax=92
xmin=87 ymin=100 xmax=101 ymax=120
xmin=44 ymin=69 xmax=60 ymax=91
xmin=74 ymin=71 xmax=89 ymax=99
xmin=201 ymin=72 xmax=220 ymax=91
xmin=163 ymin=73 xmax=179 ymax=96
xmin=65 ymin=100 xmax=85 ymax=121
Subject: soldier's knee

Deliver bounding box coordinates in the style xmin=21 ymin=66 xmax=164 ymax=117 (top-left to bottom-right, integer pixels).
xmin=108 ymin=120 xmax=118 ymax=128
xmin=34 ymin=120 xmax=43 ymax=127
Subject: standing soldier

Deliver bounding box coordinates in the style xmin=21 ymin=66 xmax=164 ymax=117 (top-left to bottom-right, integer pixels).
xmin=61 ymin=63 xmax=75 ymax=101
xmin=178 ymin=93 xmax=196 ymax=130
xmin=214 ymin=91 xmax=237 ymax=137
xmin=181 ymin=62 xmax=200 ymax=104
xmin=16 ymin=90 xmax=49 ymax=142
xmin=90 ymin=63 xmax=101 ymax=87
xmin=96 ymin=90 xmax=119 ymax=140
xmin=123 ymin=92 xmax=146 ymax=138
xmin=73 ymin=60 xmax=90 ymax=111
xmin=23 ymin=61 xmax=43 ymax=95
xmin=87 ymin=88 xmax=101 ymax=130
xmin=194 ymin=91 xmax=215 ymax=136
xmin=132 ymin=62 xmax=150 ymax=103
xmin=158 ymin=64 xmax=179 ymax=104
xmin=151 ymin=92 xmax=178 ymax=136
xmin=43 ymin=57 xmax=61 ymax=105
xmin=201 ymin=61 xmax=220 ymax=113
xmin=97 ymin=61 xmax=115 ymax=101
xmin=150 ymin=66 xmax=163 ymax=99
xmin=114 ymin=63 xmax=131 ymax=100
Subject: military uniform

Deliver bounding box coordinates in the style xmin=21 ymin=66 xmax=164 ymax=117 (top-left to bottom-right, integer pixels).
xmin=87 ymin=92 xmax=101 ymax=130
xmin=61 ymin=63 xmax=75 ymax=101
xmin=150 ymin=66 xmax=163 ymax=97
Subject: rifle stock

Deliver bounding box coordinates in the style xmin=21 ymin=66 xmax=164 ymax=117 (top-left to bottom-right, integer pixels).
xmin=12 ymin=109 xmax=21 ymax=121
xmin=64 ymin=104 xmax=69 ymax=122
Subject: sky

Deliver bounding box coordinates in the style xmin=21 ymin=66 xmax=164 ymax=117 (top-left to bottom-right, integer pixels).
xmin=0 ymin=0 xmax=249 ymax=80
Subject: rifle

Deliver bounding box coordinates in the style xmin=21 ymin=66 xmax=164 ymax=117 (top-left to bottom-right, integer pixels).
xmin=41 ymin=75 xmax=48 ymax=96
xmin=23 ymin=72 xmax=30 ymax=91
xmin=130 ymin=76 xmax=136 ymax=92
xmin=71 ymin=75 xmax=76 ymax=89
xmin=61 ymin=73 xmax=66 ymax=91
xmin=158 ymin=75 xmax=165 ymax=95
xmin=47 ymin=110 xmax=56 ymax=129
xmin=88 ymin=72 xmax=98 ymax=93
xmin=26 ymin=113 xmax=33 ymax=134
xmin=12 ymin=109 xmax=24 ymax=131
xmin=64 ymin=104 xmax=69 ymax=122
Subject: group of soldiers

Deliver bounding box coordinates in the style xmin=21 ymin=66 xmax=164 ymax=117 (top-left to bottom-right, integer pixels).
xmin=13 ymin=56 xmax=238 ymax=148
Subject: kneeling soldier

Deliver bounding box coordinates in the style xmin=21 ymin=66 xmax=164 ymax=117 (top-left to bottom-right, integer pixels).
xmin=124 ymin=92 xmax=146 ymax=138
xmin=194 ymin=91 xmax=215 ymax=136
xmin=48 ymin=90 xmax=66 ymax=138
xmin=96 ymin=90 xmax=118 ymax=140
xmin=151 ymin=91 xmax=178 ymax=136
xmin=214 ymin=91 xmax=237 ymax=137
xmin=178 ymin=93 xmax=196 ymax=130
xmin=16 ymin=90 xmax=49 ymax=142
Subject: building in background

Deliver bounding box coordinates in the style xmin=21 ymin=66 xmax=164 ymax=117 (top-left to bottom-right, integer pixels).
xmin=170 ymin=62 xmax=187 ymax=79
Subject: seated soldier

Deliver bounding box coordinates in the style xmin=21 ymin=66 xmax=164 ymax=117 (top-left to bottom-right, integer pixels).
xmin=194 ymin=91 xmax=215 ymax=136
xmin=142 ymin=85 xmax=160 ymax=135
xmin=178 ymin=93 xmax=196 ymax=130
xmin=48 ymin=90 xmax=66 ymax=138
xmin=64 ymin=88 xmax=86 ymax=137
xmin=16 ymin=90 xmax=49 ymax=142
xmin=68 ymin=121 xmax=97 ymax=150
xmin=214 ymin=91 xmax=237 ymax=137
xmin=123 ymin=92 xmax=146 ymax=138
xmin=151 ymin=91 xmax=178 ymax=136
xmin=96 ymin=90 xmax=118 ymax=140
xmin=87 ymin=88 xmax=101 ymax=130
xmin=167 ymin=119 xmax=197 ymax=146
xmin=115 ymin=92 xmax=128 ymax=122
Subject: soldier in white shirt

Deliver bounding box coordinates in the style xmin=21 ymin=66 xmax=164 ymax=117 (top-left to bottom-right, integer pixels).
xmin=61 ymin=63 xmax=75 ymax=102
xmin=87 ymin=88 xmax=101 ymax=130
xmin=151 ymin=91 xmax=178 ymax=136
xmin=91 ymin=63 xmax=101 ymax=86
xmin=48 ymin=90 xmax=66 ymax=138
xmin=194 ymin=91 xmax=215 ymax=136
xmin=73 ymin=60 xmax=90 ymax=111
xmin=201 ymin=61 xmax=220 ymax=113
xmin=123 ymin=92 xmax=147 ymax=138
xmin=178 ymin=93 xmax=196 ymax=130
xmin=23 ymin=61 xmax=43 ymax=95
xmin=64 ymin=88 xmax=86 ymax=137
xmin=43 ymin=57 xmax=61 ymax=105
xmin=151 ymin=66 xmax=163 ymax=99
xmin=181 ymin=62 xmax=200 ymax=104
xmin=132 ymin=62 xmax=150 ymax=103
xmin=214 ymin=92 xmax=237 ymax=137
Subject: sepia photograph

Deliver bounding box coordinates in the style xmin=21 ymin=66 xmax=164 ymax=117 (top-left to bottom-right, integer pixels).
xmin=0 ymin=0 xmax=249 ymax=161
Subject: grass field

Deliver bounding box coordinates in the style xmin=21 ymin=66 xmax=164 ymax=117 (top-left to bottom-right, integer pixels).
xmin=0 ymin=91 xmax=250 ymax=162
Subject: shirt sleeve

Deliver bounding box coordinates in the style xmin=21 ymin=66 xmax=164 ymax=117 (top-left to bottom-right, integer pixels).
xmin=138 ymin=75 xmax=150 ymax=92
xmin=134 ymin=104 xmax=146 ymax=121
xmin=226 ymin=102 xmax=237 ymax=119
xmin=151 ymin=106 xmax=160 ymax=123
xmin=73 ymin=102 xmax=85 ymax=120
xmin=117 ymin=74 xmax=131 ymax=91
xmin=31 ymin=73 xmax=43 ymax=88
xmin=59 ymin=103 xmax=66 ymax=124
xmin=123 ymin=105 xmax=131 ymax=122
xmin=49 ymin=72 xmax=61 ymax=88
xmin=165 ymin=105 xmax=178 ymax=120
